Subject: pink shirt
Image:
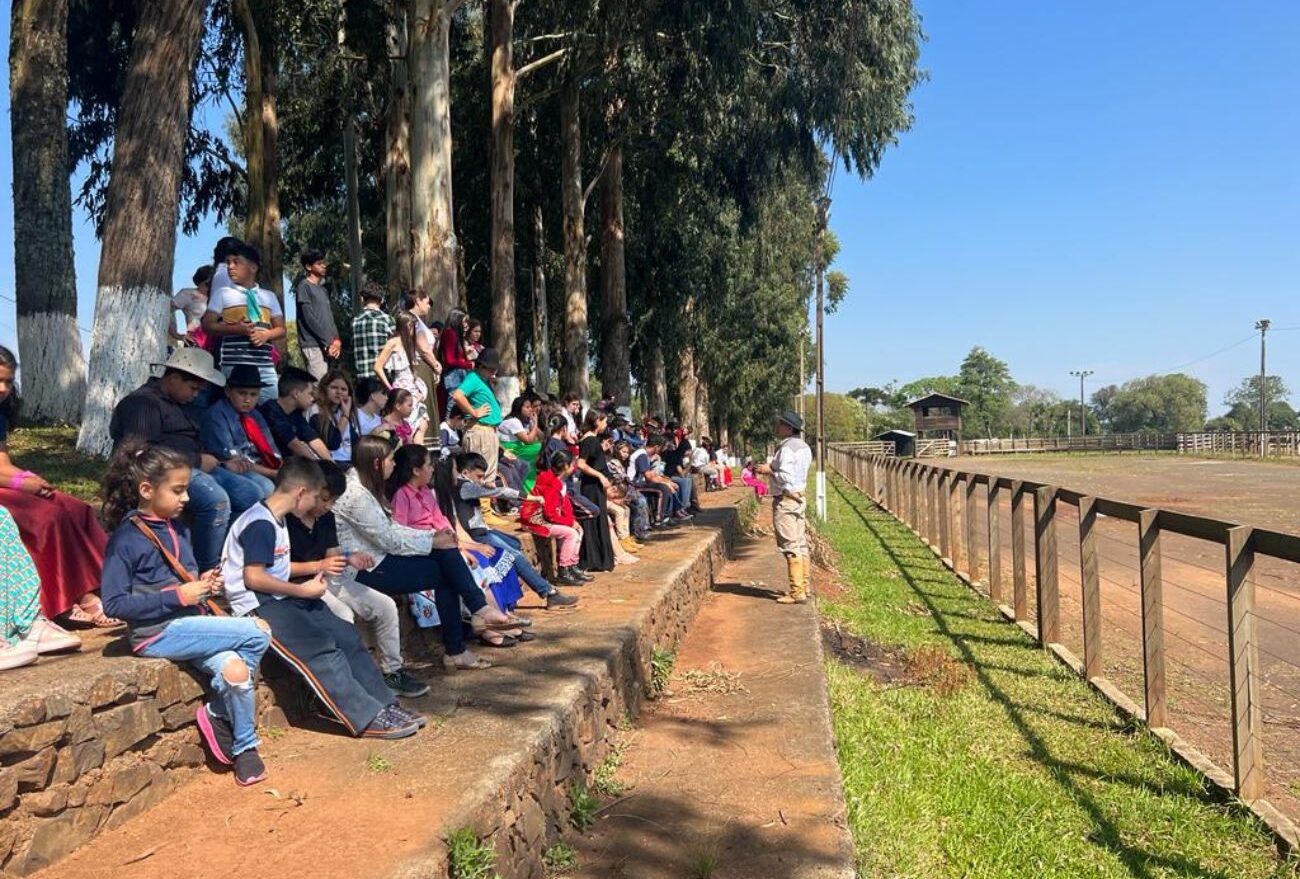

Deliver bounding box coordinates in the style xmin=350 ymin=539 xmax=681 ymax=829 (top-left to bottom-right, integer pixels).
xmin=391 ymin=484 xmax=453 ymax=532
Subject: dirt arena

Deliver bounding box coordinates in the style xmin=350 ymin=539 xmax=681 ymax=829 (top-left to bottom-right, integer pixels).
xmin=917 ymin=454 xmax=1300 ymax=822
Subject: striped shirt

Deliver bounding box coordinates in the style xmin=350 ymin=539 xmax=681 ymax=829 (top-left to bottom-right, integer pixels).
xmin=207 ymin=283 xmax=282 ymax=368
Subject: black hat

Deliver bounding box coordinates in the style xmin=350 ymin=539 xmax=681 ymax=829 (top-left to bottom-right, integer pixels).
xmin=476 ymin=348 xmax=501 ymax=371
xmin=225 ymin=364 xmax=272 ymax=389
xmin=777 ymin=410 xmax=804 ymax=431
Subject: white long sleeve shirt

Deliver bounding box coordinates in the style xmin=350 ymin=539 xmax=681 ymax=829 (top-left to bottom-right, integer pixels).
xmin=769 ymin=436 xmax=812 ymax=496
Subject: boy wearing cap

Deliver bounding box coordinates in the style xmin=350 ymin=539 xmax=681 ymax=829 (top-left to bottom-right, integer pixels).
xmin=757 ymin=411 xmax=813 ymax=603
xmin=200 ymin=364 xmax=280 ymax=514
xmin=451 ymin=347 xmax=505 ymax=482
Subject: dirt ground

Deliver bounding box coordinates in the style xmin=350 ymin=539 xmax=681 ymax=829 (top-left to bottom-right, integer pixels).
xmin=929 ymin=454 xmax=1300 ymax=823
xmin=568 ymin=504 xmax=855 ymax=879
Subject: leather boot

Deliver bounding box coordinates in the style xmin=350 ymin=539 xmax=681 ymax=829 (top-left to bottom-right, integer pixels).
xmin=776 ymin=555 xmax=807 ymax=604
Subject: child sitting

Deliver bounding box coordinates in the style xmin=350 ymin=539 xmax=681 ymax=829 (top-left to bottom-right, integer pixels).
xmin=200 ymin=364 xmax=280 ymax=512
xmin=236 ymin=458 xmax=424 ymax=738
xmin=99 ymin=442 xmax=272 ymax=786
xmin=258 ymin=367 xmax=333 ymax=461
xmin=523 ymin=450 xmax=589 ymax=586
xmin=741 ymin=458 xmax=769 ymax=497
xmin=438 ymin=409 xmax=466 ymax=458
xmin=288 ymin=461 xmax=426 ymax=699
xmin=354 ymin=377 xmax=388 ymax=437
xmin=389 ymin=445 xmax=528 ymax=648
xmin=378 ymin=388 xmax=417 ymax=445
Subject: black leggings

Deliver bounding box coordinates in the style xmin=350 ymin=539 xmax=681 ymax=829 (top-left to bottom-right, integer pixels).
xmin=355 ymin=548 xmax=485 ymax=655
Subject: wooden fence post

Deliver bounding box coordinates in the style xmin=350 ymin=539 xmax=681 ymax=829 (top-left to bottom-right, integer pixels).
xmin=1034 ymin=485 xmax=1060 ymax=644
xmin=966 ymin=477 xmax=981 ymax=584
xmin=1077 ymin=496 xmax=1102 ymax=679
xmin=949 ymin=474 xmax=963 ymax=570
xmin=1011 ymin=482 xmax=1027 ymax=621
xmin=1226 ymin=525 xmax=1263 ymax=800
xmin=909 ymin=463 xmax=919 ymax=533
xmin=938 ymin=471 xmax=951 ymax=561
xmin=1138 ymin=509 xmax=1167 ymax=728
xmin=987 ymin=482 xmax=1002 ymax=602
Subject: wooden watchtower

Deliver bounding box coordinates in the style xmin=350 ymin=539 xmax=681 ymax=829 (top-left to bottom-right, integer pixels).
xmin=907 ymin=392 xmax=968 ymax=443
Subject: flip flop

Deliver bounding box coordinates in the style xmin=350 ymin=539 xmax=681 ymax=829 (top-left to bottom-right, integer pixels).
xmin=444 ymin=654 xmax=494 ymax=671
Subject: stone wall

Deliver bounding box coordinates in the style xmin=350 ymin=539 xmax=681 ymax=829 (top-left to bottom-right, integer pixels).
xmin=0 ymin=660 xmax=291 ymax=875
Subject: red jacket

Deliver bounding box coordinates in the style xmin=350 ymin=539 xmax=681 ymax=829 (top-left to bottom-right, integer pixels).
xmin=439 ymin=327 xmax=473 ymax=371
xmin=532 ymin=469 xmax=576 ymax=527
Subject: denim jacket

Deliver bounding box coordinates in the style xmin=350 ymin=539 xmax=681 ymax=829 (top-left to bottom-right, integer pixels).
xmin=200 ymin=398 xmax=273 ymax=462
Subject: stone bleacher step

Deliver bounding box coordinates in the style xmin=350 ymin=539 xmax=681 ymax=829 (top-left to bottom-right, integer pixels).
xmin=2 ymin=490 xmax=751 ymax=879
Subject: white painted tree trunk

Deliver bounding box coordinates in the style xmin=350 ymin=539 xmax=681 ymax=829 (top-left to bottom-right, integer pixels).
xmin=15 ymin=313 xmax=84 ymax=422
xmin=78 ymin=287 xmax=171 ymax=456
xmin=410 ymin=0 xmax=459 ymax=320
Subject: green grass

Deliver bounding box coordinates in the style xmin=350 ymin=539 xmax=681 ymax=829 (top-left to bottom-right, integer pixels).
xmin=649 ymin=647 xmax=676 ymax=697
xmin=569 ymin=781 xmax=600 ymax=831
xmin=592 ymin=741 xmax=627 ymax=798
xmin=8 ymin=426 xmax=104 ymax=501
xmin=445 ymin=827 xmax=500 ymax=879
xmin=364 ymin=752 xmax=393 ymax=774
xmin=542 ymin=841 xmax=578 ymax=875
xmin=817 ymin=474 xmax=1298 ymax=879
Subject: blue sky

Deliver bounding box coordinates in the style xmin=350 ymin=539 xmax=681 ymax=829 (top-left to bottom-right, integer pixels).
xmin=0 ymin=1 xmax=1297 ymax=415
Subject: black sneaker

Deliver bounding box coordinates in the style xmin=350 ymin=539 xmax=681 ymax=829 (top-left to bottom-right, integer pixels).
xmin=233 ymin=749 xmax=268 ymax=786
xmin=572 ymin=566 xmax=595 ymax=582
xmin=389 ymin=704 xmax=429 ymax=729
xmin=361 ymin=705 xmax=420 ymax=739
xmin=546 ymin=590 xmax=579 ymax=608
xmin=558 ymin=567 xmax=585 ymax=586
xmin=196 ymin=704 xmax=235 ymax=765
xmin=385 ymin=668 xmax=431 ymax=699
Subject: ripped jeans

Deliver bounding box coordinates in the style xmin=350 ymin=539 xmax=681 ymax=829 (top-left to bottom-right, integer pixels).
xmin=187 ymin=470 xmax=232 ymax=571
xmin=139 ymin=616 xmax=271 ymax=756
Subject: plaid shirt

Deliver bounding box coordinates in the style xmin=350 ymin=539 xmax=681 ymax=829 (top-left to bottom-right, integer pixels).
xmin=351 ymin=306 xmax=395 ymax=377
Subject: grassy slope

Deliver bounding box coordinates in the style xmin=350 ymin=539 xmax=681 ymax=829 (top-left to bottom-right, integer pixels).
xmin=817 ymin=474 xmax=1297 ymax=879
xmin=8 ymin=426 xmax=103 ymax=501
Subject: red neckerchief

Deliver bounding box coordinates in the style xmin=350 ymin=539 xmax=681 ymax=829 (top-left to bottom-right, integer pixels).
xmin=240 ymin=412 xmax=282 ymax=470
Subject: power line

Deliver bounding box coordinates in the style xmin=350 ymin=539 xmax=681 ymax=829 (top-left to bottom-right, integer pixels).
xmin=0 ymin=290 xmax=95 ymax=338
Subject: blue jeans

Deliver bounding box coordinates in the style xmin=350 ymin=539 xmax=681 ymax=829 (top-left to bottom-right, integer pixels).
xmin=356 ymin=548 xmax=486 ymax=655
xmin=223 ymin=364 xmax=278 ymax=404
xmin=211 ymin=467 xmax=275 ymax=516
xmin=671 ymin=476 xmax=694 ymax=511
xmin=139 ymin=616 xmax=271 ymax=756
xmin=482 ymin=529 xmax=552 ymax=597
xmin=627 ymin=491 xmax=651 ymax=538
xmin=187 ymin=470 xmax=231 ymax=571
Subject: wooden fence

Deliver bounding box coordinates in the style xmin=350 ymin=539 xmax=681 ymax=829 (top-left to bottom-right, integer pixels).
xmin=826 ymin=444 xmax=1300 ymax=848
xmin=824 ymin=440 xmax=897 ymax=456
xmin=1176 ymin=432 xmax=1300 ymax=457
xmin=960 ymin=434 xmax=1177 ymax=455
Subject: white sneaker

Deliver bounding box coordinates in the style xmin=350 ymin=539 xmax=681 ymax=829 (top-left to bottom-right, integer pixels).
xmin=23 ymin=618 xmax=82 ymax=655
xmin=0 ymin=640 xmax=38 ymax=671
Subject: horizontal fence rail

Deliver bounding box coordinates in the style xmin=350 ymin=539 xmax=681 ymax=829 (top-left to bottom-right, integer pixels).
xmin=826 ymin=443 xmax=1300 ymax=849
xmin=1176 ymin=431 xmax=1300 ymax=457
xmin=958 ymin=431 xmax=1300 ymax=458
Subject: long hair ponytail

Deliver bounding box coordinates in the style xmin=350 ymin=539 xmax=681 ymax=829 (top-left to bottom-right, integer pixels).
xmin=100 ymin=441 xmax=192 ymax=531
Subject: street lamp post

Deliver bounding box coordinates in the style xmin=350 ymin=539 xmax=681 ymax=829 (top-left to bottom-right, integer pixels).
xmin=1256 ymin=319 xmax=1270 ymax=436
xmin=814 ymin=195 xmax=830 ymax=521
xmin=1069 ymin=369 xmax=1094 ymax=437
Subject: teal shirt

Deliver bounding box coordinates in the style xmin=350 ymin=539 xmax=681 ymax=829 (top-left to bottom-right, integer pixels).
xmin=457 ymin=370 xmax=501 ymax=426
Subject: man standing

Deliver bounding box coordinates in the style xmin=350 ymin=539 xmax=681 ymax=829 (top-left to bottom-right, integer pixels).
xmin=451 ymin=348 xmax=504 ymax=482
xmin=758 ymin=411 xmax=812 ymax=604
xmin=109 ymin=348 xmax=232 ymax=571
xmin=295 ymin=250 xmax=341 ymax=379
xmin=352 ymin=283 xmax=395 ymax=378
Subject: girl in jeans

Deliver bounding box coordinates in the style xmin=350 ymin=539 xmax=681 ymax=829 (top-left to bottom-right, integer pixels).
xmin=332 ymin=436 xmax=510 ymax=671
xmin=99 ymin=442 xmax=272 ymax=786
xmin=524 ymin=451 xmax=588 ymax=586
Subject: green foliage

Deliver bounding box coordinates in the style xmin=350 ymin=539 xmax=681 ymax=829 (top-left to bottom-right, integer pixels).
xmin=445 ymin=828 xmax=500 ymax=879
xmin=650 ymin=648 xmax=676 ymax=696
xmin=955 ymin=347 xmax=1016 ymax=439
xmin=364 ymin=752 xmax=392 ymax=774
xmin=1102 ymin=374 xmax=1207 ymax=434
xmin=568 ymin=782 xmax=600 ymax=831
xmin=802 ymin=393 xmax=872 ymax=443
xmin=1212 ymin=375 xmax=1298 ymax=430
xmin=1010 ymin=385 xmax=1100 ymax=437
xmin=542 ymin=842 xmax=578 ymax=875
xmin=592 ymin=742 xmax=627 ymax=798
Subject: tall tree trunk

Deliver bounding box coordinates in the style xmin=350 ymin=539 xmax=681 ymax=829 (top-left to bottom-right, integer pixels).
xmin=384 ymin=0 xmax=413 ymax=291
xmin=410 ymin=0 xmax=460 ymax=319
xmin=559 ymin=77 xmax=588 ymax=399
xmin=694 ymin=376 xmax=711 ymax=438
xmin=77 ymin=0 xmax=205 ymax=456
xmin=648 ymin=343 xmax=666 ymax=418
xmin=598 ymin=142 xmax=629 ymax=405
xmin=9 ymin=0 xmax=85 ymax=423
xmin=678 ymin=341 xmax=699 ymax=427
xmin=232 ymin=0 xmax=283 ymax=300
xmin=343 ymin=115 xmax=364 ymax=294
xmin=488 ymin=0 xmax=519 ymax=402
xmin=531 ymin=204 xmax=550 ymax=394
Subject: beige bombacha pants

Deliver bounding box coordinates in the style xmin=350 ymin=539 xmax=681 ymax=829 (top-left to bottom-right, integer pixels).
xmin=773 ymin=493 xmax=810 ymax=602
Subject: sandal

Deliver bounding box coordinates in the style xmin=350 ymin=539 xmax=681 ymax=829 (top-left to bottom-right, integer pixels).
xmin=478 ymin=631 xmax=518 ymax=648
xmin=63 ymin=605 xmax=123 ymax=630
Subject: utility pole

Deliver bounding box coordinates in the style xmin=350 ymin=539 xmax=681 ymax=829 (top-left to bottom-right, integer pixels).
xmin=814 ymin=195 xmax=830 ymax=521
xmin=1256 ymin=319 xmax=1270 ymax=438
xmin=1070 ymin=370 xmax=1094 ymax=437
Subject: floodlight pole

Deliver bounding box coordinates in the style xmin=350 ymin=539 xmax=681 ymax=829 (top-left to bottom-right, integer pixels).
xmin=1070 ymin=369 xmax=1094 ymax=437
xmin=814 ymin=195 xmax=830 ymax=521
xmin=1256 ymin=319 xmax=1270 ymax=451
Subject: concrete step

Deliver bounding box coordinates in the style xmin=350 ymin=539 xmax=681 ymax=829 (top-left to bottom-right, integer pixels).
xmin=5 ymin=490 xmax=753 ymax=879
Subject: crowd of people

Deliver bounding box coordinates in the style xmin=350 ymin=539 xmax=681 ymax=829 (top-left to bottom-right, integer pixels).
xmin=0 ymin=237 xmax=765 ymax=788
